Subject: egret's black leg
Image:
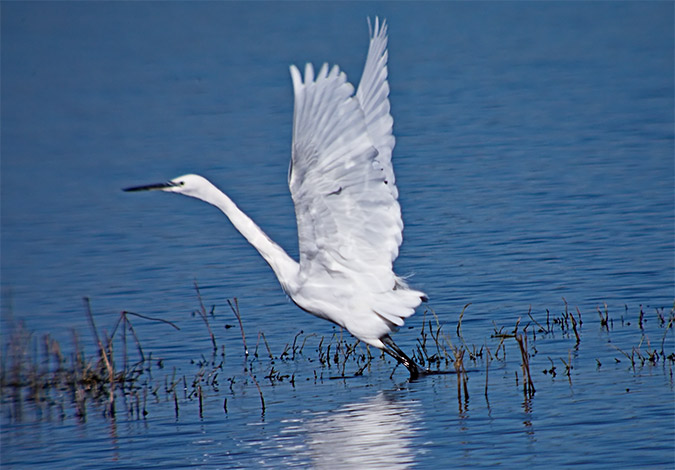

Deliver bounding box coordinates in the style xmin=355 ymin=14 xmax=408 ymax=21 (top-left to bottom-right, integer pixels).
xmin=381 ymin=335 xmax=425 ymax=380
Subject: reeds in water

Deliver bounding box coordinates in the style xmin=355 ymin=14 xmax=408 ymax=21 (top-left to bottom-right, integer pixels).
xmin=2 ymin=295 xmax=672 ymax=422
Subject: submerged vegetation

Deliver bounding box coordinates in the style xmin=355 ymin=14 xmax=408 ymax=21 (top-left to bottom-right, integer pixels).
xmin=1 ymin=287 xmax=673 ymax=423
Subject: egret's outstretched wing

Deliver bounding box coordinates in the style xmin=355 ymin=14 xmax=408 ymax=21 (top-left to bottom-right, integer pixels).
xmin=356 ymin=18 xmax=397 ymax=198
xmin=288 ymin=22 xmax=402 ymax=292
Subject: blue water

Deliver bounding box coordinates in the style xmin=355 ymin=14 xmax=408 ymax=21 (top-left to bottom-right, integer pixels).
xmin=2 ymin=2 xmax=673 ymax=469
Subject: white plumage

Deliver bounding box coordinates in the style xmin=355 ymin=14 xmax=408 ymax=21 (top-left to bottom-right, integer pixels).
xmin=125 ymin=18 xmax=426 ymax=377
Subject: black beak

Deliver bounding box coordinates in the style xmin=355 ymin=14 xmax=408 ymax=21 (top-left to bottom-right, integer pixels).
xmin=123 ymin=181 xmax=177 ymax=192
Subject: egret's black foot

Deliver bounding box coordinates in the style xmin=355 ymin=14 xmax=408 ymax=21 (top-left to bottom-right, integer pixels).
xmin=381 ymin=335 xmax=424 ymax=380
xmin=381 ymin=335 xmax=461 ymax=380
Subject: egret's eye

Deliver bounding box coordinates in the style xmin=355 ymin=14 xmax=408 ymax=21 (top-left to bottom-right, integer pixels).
xmin=178 ymin=181 xmax=185 ymax=186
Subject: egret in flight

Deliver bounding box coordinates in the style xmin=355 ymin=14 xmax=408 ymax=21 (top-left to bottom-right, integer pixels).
xmin=125 ymin=18 xmax=429 ymax=379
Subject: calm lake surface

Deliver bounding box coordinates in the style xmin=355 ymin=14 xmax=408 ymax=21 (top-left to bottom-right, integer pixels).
xmin=2 ymin=2 xmax=673 ymax=469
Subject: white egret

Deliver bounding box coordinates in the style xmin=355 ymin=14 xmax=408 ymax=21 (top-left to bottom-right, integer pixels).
xmin=125 ymin=18 xmax=429 ymax=378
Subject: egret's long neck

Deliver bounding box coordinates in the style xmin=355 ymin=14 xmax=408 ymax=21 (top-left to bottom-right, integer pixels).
xmin=192 ymin=181 xmax=300 ymax=293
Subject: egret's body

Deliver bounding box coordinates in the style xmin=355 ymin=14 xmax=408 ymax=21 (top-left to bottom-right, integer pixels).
xmin=126 ymin=19 xmax=427 ymax=378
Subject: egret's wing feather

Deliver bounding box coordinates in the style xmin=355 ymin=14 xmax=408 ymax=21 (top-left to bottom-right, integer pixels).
xmin=356 ymin=17 xmax=397 ymax=198
xmin=289 ymin=24 xmax=402 ymax=292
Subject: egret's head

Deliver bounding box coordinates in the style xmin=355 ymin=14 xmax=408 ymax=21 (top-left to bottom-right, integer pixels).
xmin=124 ymin=173 xmax=211 ymax=197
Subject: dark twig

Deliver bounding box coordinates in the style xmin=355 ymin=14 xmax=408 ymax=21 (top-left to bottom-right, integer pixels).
xmin=515 ymin=332 xmax=535 ymax=396
xmin=228 ymin=298 xmax=248 ymax=359
xmin=194 ymin=281 xmax=217 ymax=351
xmin=569 ymin=307 xmax=581 ymax=346
xmin=120 ymin=311 xmax=180 ymax=331
xmin=83 ymin=297 xmax=115 ymax=416
xmin=225 ymin=298 xmax=264 ymax=415
xmin=527 ymin=306 xmax=550 ymax=334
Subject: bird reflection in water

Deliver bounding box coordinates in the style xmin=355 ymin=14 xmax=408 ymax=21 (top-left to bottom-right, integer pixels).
xmin=284 ymin=391 xmax=421 ymax=469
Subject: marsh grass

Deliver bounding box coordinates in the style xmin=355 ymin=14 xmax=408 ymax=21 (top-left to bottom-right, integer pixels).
xmin=0 ymin=298 xmax=181 ymax=422
xmin=2 ymin=294 xmax=673 ymax=422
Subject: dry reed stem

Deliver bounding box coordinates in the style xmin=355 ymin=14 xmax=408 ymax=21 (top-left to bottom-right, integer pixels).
xmin=661 ymin=302 xmax=674 ymax=355
xmin=527 ymin=306 xmax=551 ymax=334
xmin=298 ymin=333 xmax=317 ymax=355
xmin=198 ymin=384 xmax=203 ymax=418
xmin=426 ymin=306 xmax=454 ymax=362
xmin=291 ymin=330 xmax=303 ymax=360
xmin=568 ymin=308 xmax=581 ymax=345
xmin=597 ymin=302 xmax=610 ymax=329
xmin=194 ymin=281 xmax=217 ymax=351
xmin=227 ymin=298 xmax=248 ymax=359
xmin=452 ymin=346 xmax=469 ymax=403
xmin=254 ymin=331 xmax=274 ymax=359
xmin=83 ymin=297 xmax=115 ymax=416
xmin=226 ymin=297 xmax=265 ymax=415
xmin=456 ymin=303 xmax=471 ymax=337
xmin=119 ymin=311 xmax=180 ymax=331
xmin=484 ymin=346 xmax=491 ymax=399
xmin=515 ymin=332 xmax=535 ymax=396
